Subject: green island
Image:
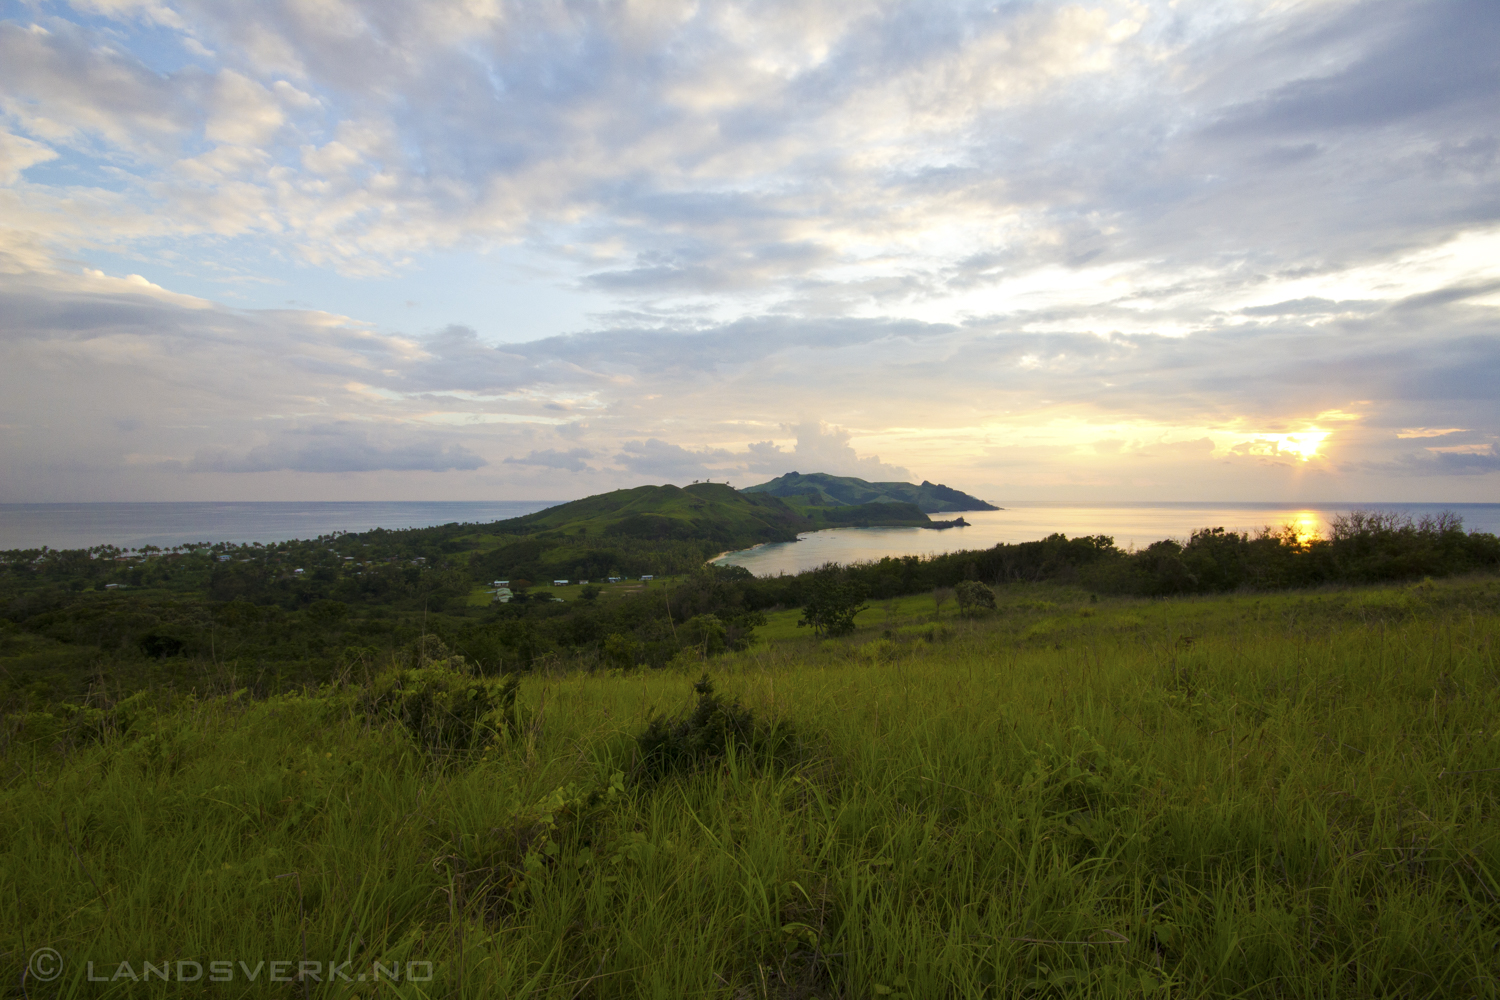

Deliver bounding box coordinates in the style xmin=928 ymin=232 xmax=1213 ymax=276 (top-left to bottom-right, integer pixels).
xmin=463 ymin=478 xmax=971 ymax=591
xmin=743 ymin=471 xmax=999 ymax=513
xmin=4 ymin=484 xmax=1500 ymax=998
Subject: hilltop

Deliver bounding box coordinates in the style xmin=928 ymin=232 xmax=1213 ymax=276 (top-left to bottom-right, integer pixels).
xmin=462 ymin=482 xmax=947 ymax=583
xmin=494 ymin=482 xmax=806 ymax=546
xmin=741 ymin=471 xmax=999 ymax=512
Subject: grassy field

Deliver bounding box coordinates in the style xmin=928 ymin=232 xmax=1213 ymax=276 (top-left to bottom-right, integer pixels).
xmin=5 ymin=576 xmax=1500 ymax=998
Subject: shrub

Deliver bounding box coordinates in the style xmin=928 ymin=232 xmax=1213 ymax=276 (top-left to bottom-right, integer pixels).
xmin=137 ymin=631 xmax=185 ymax=659
xmin=679 ymin=613 xmax=728 ymax=658
xmin=602 ymin=632 xmax=642 ymax=670
xmin=635 ymin=674 xmax=798 ymax=780
xmin=797 ymin=575 xmax=867 ymax=636
xmin=3 ymin=690 xmax=166 ymax=757
xmin=955 ymin=580 xmax=996 ymax=615
xmin=363 ymin=661 xmax=524 ymax=755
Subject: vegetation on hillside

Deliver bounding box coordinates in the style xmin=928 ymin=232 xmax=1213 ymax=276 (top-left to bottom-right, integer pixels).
xmin=2 ymin=509 xmax=1497 ymax=709
xmin=5 ymin=578 xmax=1499 ymax=997
xmin=3 ymin=498 xmax=1499 ymax=996
xmin=463 ymin=482 xmax=955 ymax=583
xmin=743 ymin=470 xmax=999 ymax=512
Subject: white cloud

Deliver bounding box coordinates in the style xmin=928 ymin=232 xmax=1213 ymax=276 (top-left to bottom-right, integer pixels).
xmin=0 ymin=0 xmax=1495 ymax=501
xmin=743 ymin=422 xmax=910 ymax=482
xmin=63 ymin=0 xmax=186 ymax=29
xmin=0 ymin=129 xmax=56 ymax=184
xmin=204 ymin=69 xmax=286 ymax=147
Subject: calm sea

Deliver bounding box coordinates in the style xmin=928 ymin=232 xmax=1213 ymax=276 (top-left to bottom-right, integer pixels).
xmin=4 ymin=500 xmax=1497 ymax=569
xmin=0 ymin=501 xmax=562 ymax=551
xmin=712 ymin=501 xmax=1500 ymax=578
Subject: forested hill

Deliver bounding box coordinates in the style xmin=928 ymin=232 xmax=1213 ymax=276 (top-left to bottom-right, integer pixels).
xmin=492 ymin=482 xmax=804 ymax=545
xmin=742 ymin=471 xmax=999 ymax=512
xmin=463 ymin=482 xmax=941 ymax=583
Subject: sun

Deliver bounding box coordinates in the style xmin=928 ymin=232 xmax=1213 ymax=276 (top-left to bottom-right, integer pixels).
xmin=1277 ymin=428 xmax=1330 ymax=461
xmin=1275 ymin=431 xmax=1328 ymax=461
xmin=1222 ymin=426 xmax=1332 ymax=462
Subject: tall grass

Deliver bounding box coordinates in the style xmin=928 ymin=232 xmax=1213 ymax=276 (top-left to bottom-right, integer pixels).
xmin=5 ymin=579 xmax=1499 ymax=998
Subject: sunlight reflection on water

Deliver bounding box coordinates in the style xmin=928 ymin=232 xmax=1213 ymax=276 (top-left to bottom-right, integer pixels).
xmin=712 ymin=501 xmax=1500 ymax=578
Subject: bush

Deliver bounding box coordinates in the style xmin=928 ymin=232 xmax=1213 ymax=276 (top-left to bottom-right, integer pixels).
xmin=138 ymin=631 xmax=185 ymax=659
xmin=602 ymin=632 xmax=642 ymax=670
xmin=635 ymin=674 xmax=797 ymax=780
xmin=955 ymin=580 xmax=996 ymax=615
xmin=679 ymin=613 xmax=728 ymax=658
xmin=797 ymin=575 xmax=867 ymax=636
xmin=3 ymin=690 xmax=167 ymax=758
xmin=363 ymin=661 xmax=524 ymax=755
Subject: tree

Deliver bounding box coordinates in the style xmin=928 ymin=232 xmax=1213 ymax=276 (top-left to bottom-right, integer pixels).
xmin=603 ymin=632 xmax=641 ymax=669
xmin=955 ymin=580 xmax=996 ymax=616
xmin=797 ymin=577 xmax=868 ymax=637
xmin=680 ymin=613 xmax=728 ymax=657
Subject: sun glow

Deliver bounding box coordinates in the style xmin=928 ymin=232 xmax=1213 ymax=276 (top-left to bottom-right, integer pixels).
xmin=1275 ymin=429 xmax=1329 ymax=461
xmin=1223 ymin=427 xmax=1330 ymax=462
xmin=1284 ymin=512 xmax=1324 ymax=546
xmin=858 ymin=417 xmax=1342 ymax=470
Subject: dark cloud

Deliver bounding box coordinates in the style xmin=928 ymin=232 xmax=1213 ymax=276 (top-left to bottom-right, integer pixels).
xmin=1205 ymin=1 xmax=1500 ymax=138
xmin=1240 ymin=298 xmax=1372 ymax=317
xmin=1393 ymin=281 xmax=1500 ymax=312
xmin=1433 ymin=448 xmax=1500 ymax=474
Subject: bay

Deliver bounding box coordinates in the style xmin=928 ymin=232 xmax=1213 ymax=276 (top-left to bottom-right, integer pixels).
xmin=712 ymin=501 xmax=1500 ymax=578
xmin=0 ymin=501 xmax=562 ymax=551
xmin=5 ymin=498 xmax=1497 ymax=572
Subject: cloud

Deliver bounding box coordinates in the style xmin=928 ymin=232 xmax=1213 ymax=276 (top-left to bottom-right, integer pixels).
xmin=0 ymin=1 xmax=1497 ymax=502
xmin=504 ymin=448 xmax=594 ymax=473
xmin=1204 ymin=1 xmax=1499 ymax=138
xmin=611 ymin=439 xmax=737 ymax=482
xmin=1240 ymin=298 xmax=1371 ymax=318
xmin=1429 ymin=446 xmax=1500 ymax=475
xmin=744 ymin=422 xmax=910 ymax=482
xmin=0 ymin=130 xmax=57 ymax=184
xmin=204 ymin=69 xmax=285 ymax=147
xmin=0 ymin=19 xmax=196 ymax=156
xmin=0 ymin=0 xmax=1480 ymax=293
xmin=184 ymin=425 xmax=486 ymax=473
xmin=3 ymin=229 xmax=1498 ymax=502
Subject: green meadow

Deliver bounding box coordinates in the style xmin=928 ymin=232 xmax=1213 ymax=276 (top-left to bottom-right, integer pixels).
xmin=6 ymin=576 xmax=1500 ymax=998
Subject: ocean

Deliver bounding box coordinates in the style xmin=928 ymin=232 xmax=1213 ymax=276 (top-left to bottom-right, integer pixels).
xmin=711 ymin=501 xmax=1500 ymax=578
xmin=0 ymin=501 xmax=562 ymax=551
xmin=3 ymin=501 xmax=1497 ymax=573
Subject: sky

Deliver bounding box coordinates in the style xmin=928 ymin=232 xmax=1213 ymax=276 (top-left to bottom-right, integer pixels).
xmin=1 ymin=0 xmax=1496 ymax=504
